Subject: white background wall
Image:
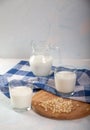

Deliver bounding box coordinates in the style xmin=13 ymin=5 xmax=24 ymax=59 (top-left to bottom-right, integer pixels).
xmin=0 ymin=0 xmax=90 ymax=59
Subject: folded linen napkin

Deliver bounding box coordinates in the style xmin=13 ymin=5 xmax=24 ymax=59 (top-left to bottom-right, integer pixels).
xmin=0 ymin=60 xmax=90 ymax=103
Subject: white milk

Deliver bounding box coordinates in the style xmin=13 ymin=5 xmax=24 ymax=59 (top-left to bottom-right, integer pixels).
xmin=9 ymin=86 xmax=32 ymax=109
xmin=30 ymin=55 xmax=53 ymax=76
xmin=55 ymin=71 xmax=76 ymax=93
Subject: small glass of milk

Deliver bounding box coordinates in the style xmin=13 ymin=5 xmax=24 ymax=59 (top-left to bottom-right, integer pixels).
xmin=9 ymin=80 xmax=33 ymax=112
xmin=54 ymin=66 xmax=77 ymax=97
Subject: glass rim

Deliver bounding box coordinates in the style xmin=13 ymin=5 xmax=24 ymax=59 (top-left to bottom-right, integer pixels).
xmin=54 ymin=65 xmax=77 ymax=74
xmin=8 ymin=79 xmax=34 ymax=90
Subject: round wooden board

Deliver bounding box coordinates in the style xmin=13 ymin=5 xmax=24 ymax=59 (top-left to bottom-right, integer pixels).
xmin=31 ymin=90 xmax=90 ymax=120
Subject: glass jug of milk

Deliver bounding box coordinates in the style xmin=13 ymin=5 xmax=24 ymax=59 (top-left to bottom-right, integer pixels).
xmin=29 ymin=41 xmax=53 ymax=76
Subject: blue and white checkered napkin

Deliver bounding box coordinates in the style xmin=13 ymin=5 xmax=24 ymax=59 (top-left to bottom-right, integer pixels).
xmin=0 ymin=60 xmax=90 ymax=103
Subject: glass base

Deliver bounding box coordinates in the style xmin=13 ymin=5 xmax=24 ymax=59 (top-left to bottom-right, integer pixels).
xmin=59 ymin=91 xmax=74 ymax=98
xmin=12 ymin=106 xmax=31 ymax=112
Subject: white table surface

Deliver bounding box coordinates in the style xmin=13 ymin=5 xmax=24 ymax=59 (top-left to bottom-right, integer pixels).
xmin=0 ymin=58 xmax=90 ymax=130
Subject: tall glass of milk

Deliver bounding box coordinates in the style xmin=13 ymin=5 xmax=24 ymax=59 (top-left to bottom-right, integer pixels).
xmin=54 ymin=66 xmax=77 ymax=97
xmin=9 ymin=80 xmax=33 ymax=112
xmin=29 ymin=41 xmax=53 ymax=77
